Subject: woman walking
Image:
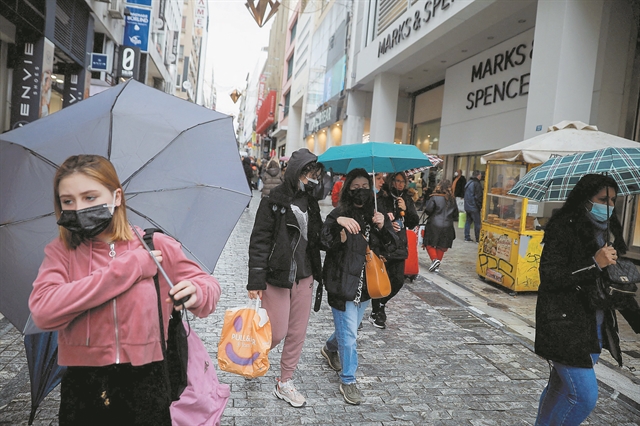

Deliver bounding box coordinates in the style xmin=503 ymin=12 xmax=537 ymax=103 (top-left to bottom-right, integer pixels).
xmin=422 ymin=179 xmax=459 ymax=273
xmin=247 ymin=148 xmax=324 ymax=408
xmin=534 ymin=173 xmax=640 ymax=425
xmin=319 ymin=168 xmax=397 ymax=405
xmin=369 ymin=172 xmax=419 ymax=329
xmin=29 ymin=155 xmax=220 ymax=426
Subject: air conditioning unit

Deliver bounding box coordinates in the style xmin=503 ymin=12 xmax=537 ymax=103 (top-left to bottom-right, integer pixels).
xmin=108 ymin=0 xmax=125 ymax=20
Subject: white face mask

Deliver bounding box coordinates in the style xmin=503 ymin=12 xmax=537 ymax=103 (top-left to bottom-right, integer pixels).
xmin=454 ymin=172 xmax=459 ymax=177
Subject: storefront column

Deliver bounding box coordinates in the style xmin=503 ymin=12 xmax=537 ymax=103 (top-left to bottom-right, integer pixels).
xmin=370 ymin=72 xmax=399 ymax=143
xmin=343 ymin=90 xmax=367 ymax=145
xmin=523 ymin=0 xmax=604 ymax=139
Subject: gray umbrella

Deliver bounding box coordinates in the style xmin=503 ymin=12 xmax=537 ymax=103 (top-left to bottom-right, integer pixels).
xmin=0 ymin=79 xmax=251 ymax=335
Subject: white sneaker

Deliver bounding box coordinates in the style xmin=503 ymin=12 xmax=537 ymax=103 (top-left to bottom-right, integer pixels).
xmin=274 ymin=379 xmax=306 ymax=407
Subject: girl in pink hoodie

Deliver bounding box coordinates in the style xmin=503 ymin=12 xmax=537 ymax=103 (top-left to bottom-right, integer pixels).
xmin=29 ymin=155 xmax=221 ymax=426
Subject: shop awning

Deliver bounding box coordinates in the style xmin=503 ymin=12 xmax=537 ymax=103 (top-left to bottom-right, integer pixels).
xmin=481 ymin=121 xmax=639 ymax=164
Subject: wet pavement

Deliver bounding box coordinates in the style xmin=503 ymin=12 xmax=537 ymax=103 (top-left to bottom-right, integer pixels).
xmin=0 ymin=191 xmax=638 ymax=425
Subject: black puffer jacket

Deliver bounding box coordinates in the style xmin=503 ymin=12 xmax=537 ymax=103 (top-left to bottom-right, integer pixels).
xmin=321 ymin=207 xmax=398 ymax=311
xmin=247 ymin=149 xmax=323 ymax=290
xmin=423 ymin=194 xmax=458 ymax=249
xmin=376 ymin=187 xmax=419 ymax=260
xmin=534 ymin=211 xmax=634 ymax=368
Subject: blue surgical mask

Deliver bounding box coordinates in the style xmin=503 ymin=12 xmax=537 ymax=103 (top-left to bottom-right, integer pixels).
xmin=588 ymin=201 xmax=613 ymax=222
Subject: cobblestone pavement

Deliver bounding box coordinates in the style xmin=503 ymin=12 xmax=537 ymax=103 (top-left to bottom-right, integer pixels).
xmin=0 ymin=191 xmax=639 ymax=425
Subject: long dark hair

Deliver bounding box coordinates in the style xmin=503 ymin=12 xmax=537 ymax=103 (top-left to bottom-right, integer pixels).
xmin=546 ymin=173 xmax=626 ymax=253
xmin=338 ymin=168 xmax=374 ymax=220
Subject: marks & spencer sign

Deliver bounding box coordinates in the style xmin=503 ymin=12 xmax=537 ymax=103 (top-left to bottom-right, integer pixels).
xmin=378 ymin=0 xmax=458 ymax=57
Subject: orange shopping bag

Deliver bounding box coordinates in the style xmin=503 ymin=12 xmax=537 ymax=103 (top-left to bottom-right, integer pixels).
xmin=217 ymin=298 xmax=272 ymax=378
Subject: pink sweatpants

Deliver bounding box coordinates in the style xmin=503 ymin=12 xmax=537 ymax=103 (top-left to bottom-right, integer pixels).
xmin=260 ymin=276 xmax=314 ymax=382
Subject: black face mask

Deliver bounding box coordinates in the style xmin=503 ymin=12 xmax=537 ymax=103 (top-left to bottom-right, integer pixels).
xmin=57 ymin=204 xmax=114 ymax=238
xmin=350 ymin=188 xmax=371 ymax=206
xmin=304 ymin=178 xmax=318 ymax=194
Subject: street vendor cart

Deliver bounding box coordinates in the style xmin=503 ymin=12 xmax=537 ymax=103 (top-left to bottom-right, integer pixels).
xmin=475 ymin=121 xmax=640 ymax=292
xmin=475 ymin=161 xmax=561 ymax=292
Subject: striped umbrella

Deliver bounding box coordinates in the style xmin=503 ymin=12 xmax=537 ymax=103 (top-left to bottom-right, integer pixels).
xmin=405 ymin=154 xmax=443 ymax=175
xmin=508 ymin=147 xmax=640 ymax=201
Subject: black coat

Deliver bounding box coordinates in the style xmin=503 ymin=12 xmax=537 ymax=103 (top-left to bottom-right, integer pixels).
xmin=534 ymin=211 xmax=636 ymax=368
xmin=247 ymin=150 xmax=323 ymax=290
xmin=423 ymin=194 xmax=458 ymax=248
xmin=376 ymin=189 xmax=419 ymax=260
xmin=321 ymin=207 xmax=398 ymax=311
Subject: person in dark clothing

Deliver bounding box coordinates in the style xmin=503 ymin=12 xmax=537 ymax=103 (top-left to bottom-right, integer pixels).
xmin=534 ymin=174 xmax=640 ymax=425
xmin=319 ymin=168 xmax=397 ymax=405
xmin=463 ymin=170 xmax=483 ymax=242
xmin=422 ymin=179 xmax=458 ymax=273
xmin=246 ymin=148 xmax=324 ymax=408
xmin=451 ymin=169 xmax=466 ymax=199
xmin=242 ymin=156 xmax=254 ymax=190
xmin=369 ymin=172 xmax=419 ymax=329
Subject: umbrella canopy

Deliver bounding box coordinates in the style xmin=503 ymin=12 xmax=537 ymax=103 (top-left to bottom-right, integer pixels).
xmin=0 ymin=78 xmax=251 ymax=335
xmin=481 ymin=121 xmax=640 ymax=164
xmin=405 ymin=154 xmax=443 ymax=175
xmin=317 ymin=142 xmax=432 ymax=174
xmin=1 ymin=79 xmax=251 ymax=423
xmin=508 ymin=147 xmax=640 ymax=201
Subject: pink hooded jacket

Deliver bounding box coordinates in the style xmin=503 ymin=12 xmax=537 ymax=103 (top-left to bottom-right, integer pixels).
xmin=29 ymin=228 xmax=221 ymax=367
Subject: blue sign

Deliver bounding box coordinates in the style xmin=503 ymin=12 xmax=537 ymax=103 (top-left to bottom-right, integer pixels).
xmin=125 ymin=0 xmax=152 ymax=7
xmin=90 ymin=53 xmax=109 ymax=71
xmin=123 ymin=7 xmax=151 ymax=53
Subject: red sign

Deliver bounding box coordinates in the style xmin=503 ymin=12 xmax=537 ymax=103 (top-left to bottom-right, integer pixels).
xmin=256 ymin=90 xmax=276 ymax=134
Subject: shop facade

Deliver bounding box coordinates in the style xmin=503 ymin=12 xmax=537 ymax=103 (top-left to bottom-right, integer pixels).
xmin=352 ymin=0 xmax=640 ymax=259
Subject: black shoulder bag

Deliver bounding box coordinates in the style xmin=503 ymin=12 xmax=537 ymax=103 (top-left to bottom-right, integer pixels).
xmin=144 ymin=228 xmax=189 ymax=402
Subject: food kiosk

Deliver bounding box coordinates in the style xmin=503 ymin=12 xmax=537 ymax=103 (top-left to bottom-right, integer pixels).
xmin=475 ymin=161 xmax=562 ymax=292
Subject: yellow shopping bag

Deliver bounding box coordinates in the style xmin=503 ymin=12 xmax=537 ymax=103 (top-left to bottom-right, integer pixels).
xmin=217 ymin=298 xmax=272 ymax=378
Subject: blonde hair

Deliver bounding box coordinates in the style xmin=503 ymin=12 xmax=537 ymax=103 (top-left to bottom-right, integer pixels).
xmin=54 ymin=155 xmax=133 ymax=249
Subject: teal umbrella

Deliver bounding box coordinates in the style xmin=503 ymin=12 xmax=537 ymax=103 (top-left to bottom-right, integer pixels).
xmin=318 ymin=142 xmax=432 ymax=210
xmin=317 ymin=142 xmax=432 ymax=174
xmin=508 ymin=147 xmax=640 ymax=201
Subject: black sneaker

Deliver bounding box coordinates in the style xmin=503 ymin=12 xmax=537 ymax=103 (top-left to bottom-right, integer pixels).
xmin=372 ymin=306 xmax=386 ymax=329
xmin=367 ymin=311 xmax=377 ymax=325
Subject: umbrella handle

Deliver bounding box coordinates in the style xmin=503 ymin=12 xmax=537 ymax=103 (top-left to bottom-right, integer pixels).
xmin=130 ymin=225 xmax=190 ymax=306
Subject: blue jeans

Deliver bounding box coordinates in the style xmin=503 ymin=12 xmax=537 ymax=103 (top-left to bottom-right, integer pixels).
xmin=326 ymin=300 xmax=370 ymax=384
xmin=464 ymin=210 xmax=481 ymax=242
xmin=535 ymin=312 xmax=604 ymax=426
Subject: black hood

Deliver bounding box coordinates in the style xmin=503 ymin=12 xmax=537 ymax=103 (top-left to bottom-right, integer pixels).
xmin=284 ymin=148 xmax=317 ymax=189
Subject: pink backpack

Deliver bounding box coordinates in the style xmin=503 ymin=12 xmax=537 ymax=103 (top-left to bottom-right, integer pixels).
xmin=170 ymin=324 xmax=230 ymax=426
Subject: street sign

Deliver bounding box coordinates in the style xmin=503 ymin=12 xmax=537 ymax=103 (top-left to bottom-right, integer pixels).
xmin=90 ymin=53 xmax=109 ymax=72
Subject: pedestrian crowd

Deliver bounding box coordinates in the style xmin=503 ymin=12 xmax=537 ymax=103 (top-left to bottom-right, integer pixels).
xmin=25 ymin=148 xmax=640 ymax=426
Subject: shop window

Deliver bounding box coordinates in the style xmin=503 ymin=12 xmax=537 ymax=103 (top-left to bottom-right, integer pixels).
xmin=413 ymin=118 xmax=440 ymax=154
xmin=283 ymin=91 xmax=290 ymax=117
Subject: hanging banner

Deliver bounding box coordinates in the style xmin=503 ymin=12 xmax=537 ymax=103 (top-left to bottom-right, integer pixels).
xmin=123 ymin=7 xmax=151 ymax=52
xmin=10 ymin=37 xmax=54 ymax=128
